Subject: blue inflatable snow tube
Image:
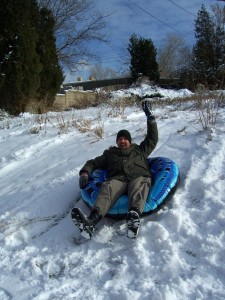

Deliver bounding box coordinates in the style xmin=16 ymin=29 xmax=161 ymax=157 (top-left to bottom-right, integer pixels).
xmin=81 ymin=157 xmax=179 ymax=218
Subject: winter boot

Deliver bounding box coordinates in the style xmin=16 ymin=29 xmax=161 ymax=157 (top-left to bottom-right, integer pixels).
xmin=126 ymin=210 xmax=140 ymax=239
xmin=71 ymin=207 xmax=102 ymax=239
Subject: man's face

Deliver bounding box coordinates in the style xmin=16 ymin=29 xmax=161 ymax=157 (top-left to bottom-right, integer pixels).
xmin=117 ymin=136 xmax=131 ymax=149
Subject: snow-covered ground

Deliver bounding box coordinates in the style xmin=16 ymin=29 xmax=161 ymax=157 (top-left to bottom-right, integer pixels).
xmin=0 ymin=85 xmax=225 ymax=300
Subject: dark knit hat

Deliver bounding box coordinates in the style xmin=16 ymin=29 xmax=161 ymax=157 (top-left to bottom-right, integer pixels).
xmin=116 ymin=130 xmax=132 ymax=143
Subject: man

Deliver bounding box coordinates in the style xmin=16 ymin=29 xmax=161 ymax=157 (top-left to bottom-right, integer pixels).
xmin=71 ymin=100 xmax=158 ymax=239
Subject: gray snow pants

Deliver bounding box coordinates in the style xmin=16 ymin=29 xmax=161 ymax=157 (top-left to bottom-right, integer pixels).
xmin=93 ymin=176 xmax=151 ymax=216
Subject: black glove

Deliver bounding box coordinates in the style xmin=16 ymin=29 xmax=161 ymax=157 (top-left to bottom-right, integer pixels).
xmin=79 ymin=173 xmax=89 ymax=189
xmin=141 ymin=100 xmax=152 ymax=117
xmin=142 ymin=100 xmax=153 ymax=118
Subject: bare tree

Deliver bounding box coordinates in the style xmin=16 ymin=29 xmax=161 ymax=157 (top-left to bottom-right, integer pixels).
xmin=211 ymin=3 xmax=225 ymax=28
xmin=38 ymin=0 xmax=110 ymax=71
xmin=89 ymin=64 xmax=118 ymax=80
xmin=211 ymin=4 xmax=225 ymax=87
xmin=157 ymin=33 xmax=191 ymax=78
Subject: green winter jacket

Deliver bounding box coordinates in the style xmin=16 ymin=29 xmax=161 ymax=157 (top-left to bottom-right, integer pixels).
xmin=80 ymin=119 xmax=158 ymax=181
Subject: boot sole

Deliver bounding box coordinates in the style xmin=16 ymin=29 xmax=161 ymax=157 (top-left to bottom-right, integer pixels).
xmin=71 ymin=208 xmax=92 ymax=239
xmin=127 ymin=226 xmax=140 ymax=239
xmin=127 ymin=220 xmax=140 ymax=239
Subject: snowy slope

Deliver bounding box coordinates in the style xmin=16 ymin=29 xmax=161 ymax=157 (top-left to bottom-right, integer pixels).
xmin=0 ymin=86 xmax=225 ymax=300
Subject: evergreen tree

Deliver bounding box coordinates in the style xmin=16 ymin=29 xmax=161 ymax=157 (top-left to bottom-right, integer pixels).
xmin=213 ymin=25 xmax=225 ymax=86
xmin=192 ymin=5 xmax=225 ymax=87
xmin=0 ymin=0 xmax=42 ymax=114
xmin=128 ymin=34 xmax=159 ymax=81
xmin=0 ymin=0 xmax=63 ymax=114
xmin=35 ymin=7 xmax=63 ymax=108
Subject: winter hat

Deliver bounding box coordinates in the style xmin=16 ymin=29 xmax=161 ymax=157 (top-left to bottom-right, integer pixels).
xmin=116 ymin=130 xmax=132 ymax=143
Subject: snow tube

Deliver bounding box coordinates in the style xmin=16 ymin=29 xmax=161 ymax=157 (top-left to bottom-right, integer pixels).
xmin=81 ymin=157 xmax=179 ymax=218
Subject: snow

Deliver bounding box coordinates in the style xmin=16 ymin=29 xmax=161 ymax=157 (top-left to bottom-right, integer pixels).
xmin=0 ymin=85 xmax=225 ymax=300
xmin=110 ymin=84 xmax=194 ymax=99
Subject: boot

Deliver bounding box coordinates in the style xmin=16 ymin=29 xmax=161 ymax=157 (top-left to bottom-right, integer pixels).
xmin=71 ymin=207 xmax=102 ymax=239
xmin=126 ymin=209 xmax=140 ymax=239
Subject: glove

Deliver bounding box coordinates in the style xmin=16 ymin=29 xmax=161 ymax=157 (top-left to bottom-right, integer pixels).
xmin=142 ymin=100 xmax=153 ymax=118
xmin=141 ymin=100 xmax=152 ymax=117
xmin=79 ymin=172 xmax=89 ymax=189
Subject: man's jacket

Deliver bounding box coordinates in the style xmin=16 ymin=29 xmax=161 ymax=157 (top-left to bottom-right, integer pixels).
xmin=80 ymin=119 xmax=158 ymax=181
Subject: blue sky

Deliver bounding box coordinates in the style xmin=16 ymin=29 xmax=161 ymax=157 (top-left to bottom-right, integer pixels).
xmin=65 ymin=0 xmax=223 ymax=82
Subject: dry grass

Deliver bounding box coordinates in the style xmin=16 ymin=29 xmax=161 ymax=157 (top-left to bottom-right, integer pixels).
xmin=142 ymin=91 xmax=224 ymax=130
xmin=71 ymin=117 xmax=92 ymax=134
xmin=93 ymin=122 xmax=104 ymax=139
xmin=1 ymin=89 xmax=224 ymax=138
xmin=107 ymin=95 xmax=140 ymax=119
xmin=194 ymin=93 xmax=223 ymax=130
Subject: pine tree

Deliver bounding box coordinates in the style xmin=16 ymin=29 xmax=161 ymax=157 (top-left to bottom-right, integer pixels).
xmin=128 ymin=34 xmax=159 ymax=81
xmin=35 ymin=7 xmax=63 ymax=108
xmin=0 ymin=0 xmax=42 ymax=114
xmin=192 ymin=5 xmax=225 ymax=87
xmin=0 ymin=0 xmax=63 ymax=114
xmin=213 ymin=25 xmax=225 ymax=86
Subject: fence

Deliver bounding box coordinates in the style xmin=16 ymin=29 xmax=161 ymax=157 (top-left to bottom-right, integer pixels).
xmin=52 ymin=90 xmax=98 ymax=111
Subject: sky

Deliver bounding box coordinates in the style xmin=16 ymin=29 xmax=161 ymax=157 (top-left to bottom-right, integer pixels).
xmin=65 ymin=0 xmax=222 ymax=82
xmin=1 ymin=85 xmax=225 ymax=299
